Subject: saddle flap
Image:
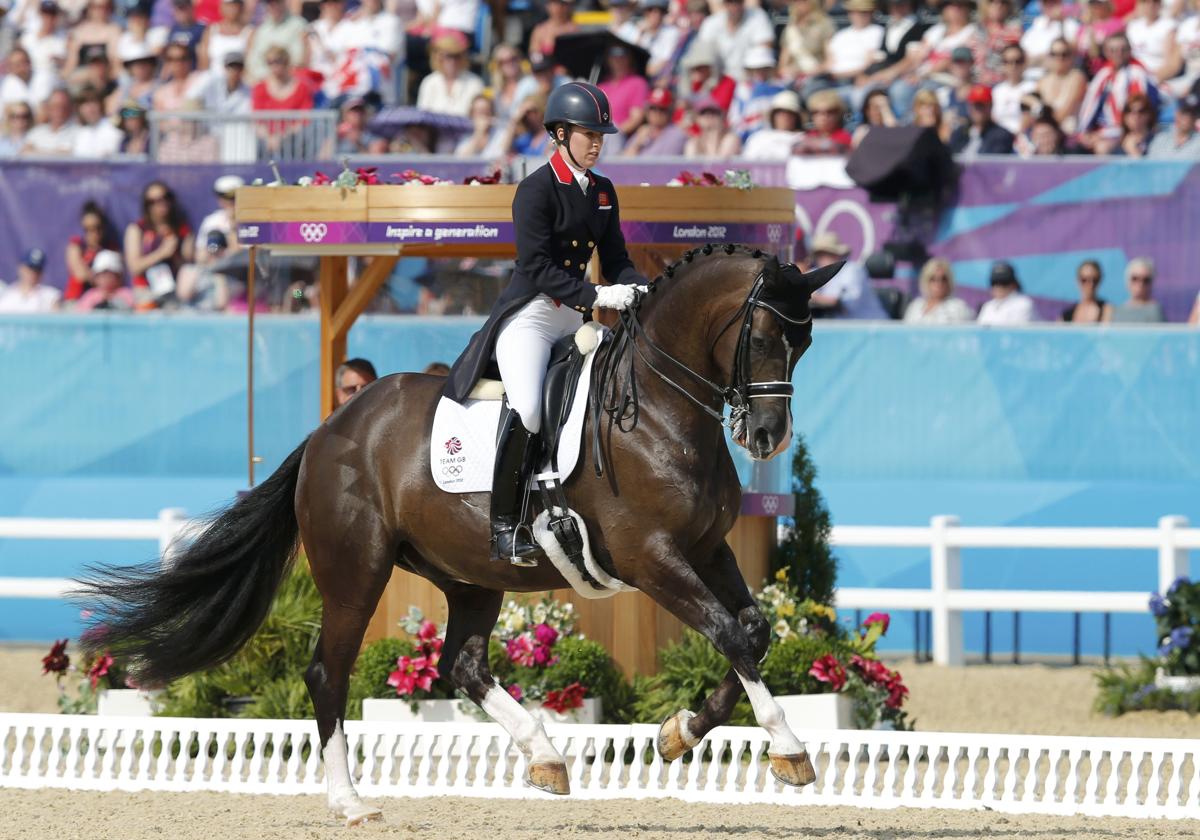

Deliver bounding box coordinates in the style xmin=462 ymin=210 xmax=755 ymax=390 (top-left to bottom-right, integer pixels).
xmin=541 ymin=335 xmax=587 ymax=463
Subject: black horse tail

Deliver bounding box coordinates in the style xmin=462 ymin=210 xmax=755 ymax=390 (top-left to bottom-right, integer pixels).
xmin=78 ymin=438 xmax=309 ymax=685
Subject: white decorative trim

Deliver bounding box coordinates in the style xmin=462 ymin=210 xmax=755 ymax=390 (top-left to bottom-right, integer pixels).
xmin=532 ymin=509 xmax=637 ymax=599
xmin=1 ymin=713 xmax=1196 ymax=819
xmin=468 ymin=379 xmax=506 ymax=401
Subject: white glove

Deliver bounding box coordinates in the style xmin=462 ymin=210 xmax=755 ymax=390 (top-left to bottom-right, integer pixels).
xmin=594 ymin=284 xmax=637 ymax=311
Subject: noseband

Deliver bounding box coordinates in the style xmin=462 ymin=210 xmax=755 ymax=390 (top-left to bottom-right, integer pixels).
xmin=591 ymin=267 xmax=810 ymax=476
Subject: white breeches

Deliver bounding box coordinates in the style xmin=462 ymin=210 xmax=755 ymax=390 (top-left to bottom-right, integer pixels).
xmin=495 ymin=294 xmax=584 ymax=434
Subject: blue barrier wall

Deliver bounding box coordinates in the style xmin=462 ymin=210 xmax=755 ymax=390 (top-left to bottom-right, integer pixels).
xmin=3 ymin=315 xmax=1197 ymax=654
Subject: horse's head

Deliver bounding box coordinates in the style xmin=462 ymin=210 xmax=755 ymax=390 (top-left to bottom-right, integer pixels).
xmin=710 ymin=256 xmax=845 ymax=461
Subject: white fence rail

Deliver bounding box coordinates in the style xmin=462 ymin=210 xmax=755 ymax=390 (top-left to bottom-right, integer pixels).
xmin=830 ymin=515 xmax=1195 ymax=666
xmin=0 ymin=714 xmax=1195 ymax=819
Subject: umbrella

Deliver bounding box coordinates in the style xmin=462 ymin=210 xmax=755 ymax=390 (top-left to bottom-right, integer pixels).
xmin=550 ymin=31 xmax=651 ymax=84
xmin=367 ymin=107 xmax=474 ymax=142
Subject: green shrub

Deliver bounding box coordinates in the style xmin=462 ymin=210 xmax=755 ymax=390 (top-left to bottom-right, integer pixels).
xmin=1094 ymin=657 xmax=1200 ymax=716
xmin=346 ymin=637 xmax=418 ymax=719
xmin=772 ymin=434 xmax=837 ymax=604
xmin=543 ymin=637 xmax=635 ymax=723
xmin=633 ymin=630 xmax=753 ymax=725
xmin=759 ymin=635 xmax=843 ymax=696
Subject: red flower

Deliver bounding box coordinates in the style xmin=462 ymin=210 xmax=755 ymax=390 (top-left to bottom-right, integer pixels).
xmin=699 ymin=171 xmax=723 ymax=186
xmin=506 ymin=635 xmax=536 ymax=667
xmin=417 ymin=620 xmax=439 ymax=643
xmin=355 ymin=167 xmax=379 ymax=185
xmin=808 ymin=654 xmax=847 ymax=692
xmin=87 ymin=653 xmax=114 ymax=688
xmin=506 ymin=684 xmax=523 ymax=702
xmin=850 ymin=654 xmax=891 ymax=685
xmin=864 ymin=612 xmax=891 ymax=634
xmin=543 ymin=682 xmax=587 ymax=714
xmin=884 ymin=674 xmax=908 ymax=709
xmin=42 ymin=639 xmax=69 ymax=675
xmin=312 ymin=171 xmax=331 ymax=185
xmin=463 ymin=169 xmax=502 ymax=185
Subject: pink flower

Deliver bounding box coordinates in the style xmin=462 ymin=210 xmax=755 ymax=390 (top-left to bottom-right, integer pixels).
xmin=387 ymin=652 xmax=440 ymax=697
xmin=884 ymin=674 xmax=908 ymax=709
xmin=506 ymin=635 xmax=536 ymax=668
xmin=531 ymin=646 xmax=558 ymax=667
xmin=355 ymin=167 xmax=379 ymax=185
xmin=506 ymin=684 xmax=523 ymax=702
xmin=87 ymin=653 xmax=114 ymax=689
xmin=864 ymin=612 xmax=891 ymax=634
xmin=533 ymin=623 xmax=558 ymax=647
xmin=543 ymin=682 xmax=587 ymax=714
xmin=417 ymin=620 xmax=439 ymax=642
xmin=808 ymin=654 xmax=847 ymax=692
xmin=312 ymin=171 xmax=331 ymax=185
xmin=850 ymin=654 xmax=891 ymax=685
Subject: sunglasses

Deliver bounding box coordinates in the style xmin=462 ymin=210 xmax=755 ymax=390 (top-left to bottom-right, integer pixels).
xmin=9 ymin=111 xmax=32 ymax=120
xmin=1049 ymin=50 xmax=1071 ymax=58
xmin=266 ymin=56 xmax=287 ymax=65
xmin=1002 ymin=57 xmax=1024 ymax=65
xmin=929 ymin=274 xmax=949 ymax=282
xmin=1130 ymin=274 xmax=1152 ymax=282
xmin=1078 ymin=274 xmax=1099 ymax=283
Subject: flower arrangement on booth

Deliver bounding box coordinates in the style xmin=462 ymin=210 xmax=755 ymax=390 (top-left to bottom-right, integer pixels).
xmin=40 ymin=628 xmax=134 ymax=714
xmin=1096 ymin=576 xmax=1200 ymax=715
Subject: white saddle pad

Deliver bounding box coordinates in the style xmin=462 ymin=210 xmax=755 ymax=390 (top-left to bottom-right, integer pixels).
xmin=431 ymin=334 xmax=602 ymax=494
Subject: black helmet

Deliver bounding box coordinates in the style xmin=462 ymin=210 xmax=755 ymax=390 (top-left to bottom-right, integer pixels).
xmin=543 ymin=81 xmax=619 ymax=136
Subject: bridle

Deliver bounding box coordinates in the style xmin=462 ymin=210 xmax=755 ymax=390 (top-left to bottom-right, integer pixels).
xmin=590 ymin=264 xmax=811 ymax=476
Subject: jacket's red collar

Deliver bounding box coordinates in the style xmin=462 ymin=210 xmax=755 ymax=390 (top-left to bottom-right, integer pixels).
xmin=549 ymin=149 xmax=595 ymax=187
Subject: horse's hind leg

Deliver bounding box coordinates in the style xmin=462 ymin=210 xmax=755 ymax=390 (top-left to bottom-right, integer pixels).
xmin=438 ymin=581 xmax=570 ymax=795
xmin=636 ymin=538 xmax=814 ymax=787
xmin=658 ymin=543 xmax=770 ymax=761
xmin=304 ymin=538 xmax=393 ymax=826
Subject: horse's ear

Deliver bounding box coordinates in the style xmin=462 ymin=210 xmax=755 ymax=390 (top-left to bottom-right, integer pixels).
xmin=769 ymin=260 xmax=845 ymax=299
xmin=796 ymin=261 xmax=845 ymax=296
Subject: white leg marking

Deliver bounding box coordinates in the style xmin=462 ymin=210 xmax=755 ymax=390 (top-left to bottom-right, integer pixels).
xmin=323 ymin=721 xmax=381 ymax=825
xmin=739 ymin=677 xmax=806 ymax=756
xmin=481 ymin=682 xmax=563 ymax=763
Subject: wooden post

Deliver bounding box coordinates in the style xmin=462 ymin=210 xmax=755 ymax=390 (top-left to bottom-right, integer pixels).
xmin=318 ymin=255 xmax=349 ymax=419
xmin=246 ymin=245 xmax=257 ymax=487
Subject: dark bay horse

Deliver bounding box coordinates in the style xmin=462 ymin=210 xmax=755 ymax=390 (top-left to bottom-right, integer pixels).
xmin=80 ymin=246 xmax=838 ymax=824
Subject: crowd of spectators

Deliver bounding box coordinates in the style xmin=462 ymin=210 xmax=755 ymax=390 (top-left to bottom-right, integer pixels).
xmin=1 ymin=0 xmax=1198 ymax=160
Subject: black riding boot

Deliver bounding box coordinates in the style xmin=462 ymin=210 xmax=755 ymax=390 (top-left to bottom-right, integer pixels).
xmin=490 ymin=409 xmax=544 ymax=565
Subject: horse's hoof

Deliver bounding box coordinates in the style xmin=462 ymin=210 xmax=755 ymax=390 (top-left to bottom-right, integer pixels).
xmin=769 ymin=751 xmax=816 ymax=787
xmin=656 ymin=709 xmax=700 ymax=762
xmin=334 ymin=798 xmax=383 ymax=827
xmin=527 ymin=760 xmax=571 ymax=795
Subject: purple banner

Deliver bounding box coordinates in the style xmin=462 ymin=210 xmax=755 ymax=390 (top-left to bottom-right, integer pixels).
xmin=741 ymin=492 xmax=795 ymax=517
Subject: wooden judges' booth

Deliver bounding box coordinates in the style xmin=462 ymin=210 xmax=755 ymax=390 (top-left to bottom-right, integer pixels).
xmin=235 ymin=183 xmax=798 ymax=676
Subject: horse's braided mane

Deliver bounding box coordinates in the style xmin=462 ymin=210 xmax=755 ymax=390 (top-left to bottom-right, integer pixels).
xmin=651 ymin=243 xmax=771 ymax=285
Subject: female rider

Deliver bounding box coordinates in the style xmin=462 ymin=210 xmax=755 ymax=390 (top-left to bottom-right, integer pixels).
xmin=444 ymin=81 xmax=647 ymax=565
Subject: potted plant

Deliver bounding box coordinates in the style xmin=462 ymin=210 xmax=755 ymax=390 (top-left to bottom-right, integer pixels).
xmin=41 ymin=634 xmax=156 ymax=716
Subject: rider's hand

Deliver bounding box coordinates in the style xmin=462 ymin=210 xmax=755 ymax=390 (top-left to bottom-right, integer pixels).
xmin=594 ymin=284 xmax=637 ymax=311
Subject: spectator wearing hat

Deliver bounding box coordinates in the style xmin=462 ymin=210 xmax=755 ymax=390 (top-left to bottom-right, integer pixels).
xmin=696 ymin=0 xmax=775 ymax=83
xmin=949 ymin=85 xmax=1014 ymax=155
xmin=851 ymin=88 xmax=896 ymax=148
xmin=1147 ymin=93 xmax=1200 ymax=158
xmin=198 ymin=0 xmax=252 ymax=76
xmin=116 ymin=2 xmax=167 ymax=65
xmin=73 ymin=43 xmax=120 ymax=103
xmin=165 ymin=0 xmax=207 ymax=65
xmin=630 ymin=0 xmax=681 ymax=81
xmin=623 ymin=86 xmax=687 ymax=155
xmin=0 ymin=248 xmax=59 ymax=313
xmin=22 ymin=88 xmax=76 ymax=155
xmin=991 ymin=44 xmax=1036 ymax=134
xmin=64 ymin=200 xmax=119 ymax=301
xmin=936 ymin=45 xmax=976 ymax=133
xmin=1037 ymin=39 xmax=1086 ymax=132
xmin=888 ymin=0 xmax=981 ymax=118
xmin=684 ymin=93 xmax=741 ymax=157
xmin=190 ymin=49 xmax=250 ymax=114
xmin=678 ymin=40 xmax=736 ymax=114
xmin=117 ymin=102 xmax=150 ymax=153
xmin=20 ymin=2 xmax=68 ymax=95
xmin=779 ymin=0 xmax=834 ymax=84
xmin=244 ymin=0 xmax=310 ymax=85
xmin=416 ymin=32 xmax=482 ymax=117
xmin=977 ymin=260 xmax=1034 ymax=325
xmin=794 ymin=88 xmax=852 ymax=156
xmin=176 ymin=229 xmax=233 ymax=310
xmin=808 ymin=232 xmax=887 ymax=320
xmin=599 ymin=44 xmax=651 ymax=136
xmin=1020 ymin=0 xmax=1080 ymax=72
xmin=75 ymin=250 xmax=136 ymax=312
xmin=332 ymin=95 xmax=388 ymax=154
xmin=0 ymin=101 xmax=33 ymax=156
xmin=71 ymin=86 xmax=122 ymax=157
xmin=195 ymin=175 xmax=243 ymax=264
xmin=743 ymin=89 xmax=804 ymax=159
xmin=729 ymin=45 xmax=784 ymax=139
xmin=1111 ymin=257 xmax=1165 ymax=323
xmin=608 ymin=0 xmax=639 ymax=42
xmin=903 ymin=259 xmax=972 ymax=323
xmin=804 ymin=0 xmax=882 ymax=109
xmin=64 ymin=0 xmax=121 ymax=78
xmin=1077 ymin=33 xmax=1161 ymax=151
xmin=527 ymin=0 xmax=577 ymax=64
xmin=113 ymin=43 xmax=159 ymax=112
xmin=858 ymin=0 xmax=926 ymax=92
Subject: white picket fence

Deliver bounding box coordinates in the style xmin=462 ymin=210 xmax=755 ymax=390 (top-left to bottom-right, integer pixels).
xmin=0 ymin=714 xmax=1196 ymax=819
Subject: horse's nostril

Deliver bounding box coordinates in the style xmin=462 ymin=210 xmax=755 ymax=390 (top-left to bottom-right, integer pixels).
xmin=753 ymin=428 xmax=771 ymax=454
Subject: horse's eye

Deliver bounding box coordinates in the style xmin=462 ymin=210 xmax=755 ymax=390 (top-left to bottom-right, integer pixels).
xmin=750 ymin=335 xmax=770 ymax=355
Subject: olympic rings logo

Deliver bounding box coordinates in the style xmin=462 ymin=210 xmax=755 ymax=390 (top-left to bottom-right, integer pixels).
xmin=761 ymin=495 xmax=779 ymax=515
xmin=442 ymin=465 xmax=463 ymax=476
xmin=794 ymin=199 xmax=876 ymax=260
xmin=767 ymin=224 xmax=782 ymax=244
xmin=299 ymin=223 xmax=329 ymax=243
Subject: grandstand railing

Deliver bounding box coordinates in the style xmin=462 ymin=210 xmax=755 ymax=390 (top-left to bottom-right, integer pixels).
xmin=830 ymin=516 xmax=1195 ymax=666
xmin=146 ymin=110 xmax=339 ymax=163
xmin=0 ymin=513 xmax=1192 ymax=666
xmin=0 ymin=714 xmax=1196 ymax=818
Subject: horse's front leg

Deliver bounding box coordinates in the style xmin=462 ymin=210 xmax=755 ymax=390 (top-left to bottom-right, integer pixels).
xmin=437 ymin=581 xmax=570 ymax=795
xmin=658 ymin=542 xmax=771 ymax=760
xmin=634 ymin=536 xmax=814 ymax=787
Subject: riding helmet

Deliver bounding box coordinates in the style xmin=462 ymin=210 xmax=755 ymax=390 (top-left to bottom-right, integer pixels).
xmin=543 ymin=82 xmax=619 ymax=136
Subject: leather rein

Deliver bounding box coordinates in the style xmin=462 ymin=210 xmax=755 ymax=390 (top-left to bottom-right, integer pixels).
xmin=590 ymin=267 xmax=811 ymax=477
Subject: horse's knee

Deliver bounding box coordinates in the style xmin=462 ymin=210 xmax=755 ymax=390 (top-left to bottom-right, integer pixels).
xmin=448 ymin=636 xmax=492 ymax=703
xmin=738 ymin=606 xmax=770 ymax=661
